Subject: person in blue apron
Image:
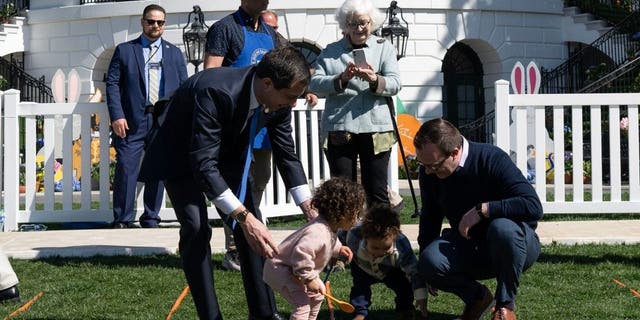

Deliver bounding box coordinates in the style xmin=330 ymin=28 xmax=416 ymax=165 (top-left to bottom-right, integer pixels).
xmin=226 ymin=11 xmax=275 ymax=229
xmin=204 ymin=3 xmax=277 ymax=274
xmin=202 ymin=3 xmax=286 ymax=320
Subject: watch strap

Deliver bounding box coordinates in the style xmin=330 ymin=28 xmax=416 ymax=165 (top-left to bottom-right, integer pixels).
xmin=235 ymin=209 xmax=250 ymax=224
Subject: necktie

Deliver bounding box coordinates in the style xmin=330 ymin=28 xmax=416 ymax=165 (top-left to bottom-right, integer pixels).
xmin=232 ymin=106 xmax=263 ymax=229
xmin=148 ymin=44 xmax=160 ymax=105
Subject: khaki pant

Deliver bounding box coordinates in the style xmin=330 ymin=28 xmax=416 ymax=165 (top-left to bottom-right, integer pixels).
xmin=0 ymin=251 xmax=18 ymax=291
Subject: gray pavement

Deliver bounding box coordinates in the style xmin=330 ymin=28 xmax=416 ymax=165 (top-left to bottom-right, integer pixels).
xmin=1 ymin=179 xmax=639 ymax=259
xmin=1 ymin=220 xmax=639 ymax=259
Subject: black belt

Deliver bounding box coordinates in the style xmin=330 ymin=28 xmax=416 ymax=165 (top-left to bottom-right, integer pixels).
xmin=145 ymin=105 xmax=154 ymax=114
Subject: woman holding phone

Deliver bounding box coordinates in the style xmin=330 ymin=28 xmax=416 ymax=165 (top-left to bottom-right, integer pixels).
xmin=310 ymin=0 xmax=401 ymax=207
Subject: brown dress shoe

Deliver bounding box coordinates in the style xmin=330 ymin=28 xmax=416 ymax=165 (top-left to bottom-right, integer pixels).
xmin=457 ymin=285 xmax=495 ymax=320
xmin=491 ymin=307 xmax=516 ymax=320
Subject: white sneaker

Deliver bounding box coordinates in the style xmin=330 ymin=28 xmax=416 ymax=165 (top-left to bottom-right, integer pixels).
xmin=221 ymin=250 xmax=241 ymax=272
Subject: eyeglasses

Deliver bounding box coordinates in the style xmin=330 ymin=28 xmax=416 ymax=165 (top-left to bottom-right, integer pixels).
xmin=347 ymin=20 xmax=370 ymax=29
xmin=423 ymin=155 xmax=449 ymax=171
xmin=144 ymin=19 xmax=165 ymax=27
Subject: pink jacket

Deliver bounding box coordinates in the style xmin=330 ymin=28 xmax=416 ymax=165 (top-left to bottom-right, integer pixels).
xmin=264 ymin=216 xmax=342 ymax=289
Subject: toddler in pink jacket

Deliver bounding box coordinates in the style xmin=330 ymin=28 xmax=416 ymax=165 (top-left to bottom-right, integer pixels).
xmin=264 ymin=177 xmax=365 ymax=320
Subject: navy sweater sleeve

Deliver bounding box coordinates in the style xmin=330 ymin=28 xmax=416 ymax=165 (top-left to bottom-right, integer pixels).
xmin=417 ymin=142 xmax=543 ymax=252
xmin=483 ymin=144 xmax=543 ymax=223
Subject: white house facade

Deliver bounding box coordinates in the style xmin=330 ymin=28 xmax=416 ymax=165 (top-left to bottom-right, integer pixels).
xmin=6 ymin=0 xmax=607 ymax=125
xmin=2 ymin=0 xmax=639 ymax=230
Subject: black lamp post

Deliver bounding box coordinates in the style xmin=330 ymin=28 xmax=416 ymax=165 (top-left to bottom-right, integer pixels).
xmin=182 ymin=5 xmax=208 ymax=72
xmin=381 ymin=1 xmax=409 ymax=60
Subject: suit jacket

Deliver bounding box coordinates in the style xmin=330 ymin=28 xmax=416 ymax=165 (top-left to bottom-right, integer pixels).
xmin=141 ymin=66 xmax=307 ymax=201
xmin=106 ymin=36 xmax=188 ymax=135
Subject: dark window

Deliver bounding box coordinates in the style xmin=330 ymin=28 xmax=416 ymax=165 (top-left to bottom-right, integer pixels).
xmin=442 ymin=42 xmax=485 ymax=129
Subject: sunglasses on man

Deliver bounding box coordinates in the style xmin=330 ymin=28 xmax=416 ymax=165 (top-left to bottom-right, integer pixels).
xmin=144 ymin=19 xmax=165 ymax=27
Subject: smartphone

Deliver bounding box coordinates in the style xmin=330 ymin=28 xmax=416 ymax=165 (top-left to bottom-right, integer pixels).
xmin=353 ymin=49 xmax=368 ymax=68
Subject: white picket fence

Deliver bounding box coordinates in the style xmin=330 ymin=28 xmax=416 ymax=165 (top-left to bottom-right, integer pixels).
xmin=495 ymin=80 xmax=640 ymax=213
xmin=0 ymin=89 xmax=399 ymax=231
xmin=3 ymin=79 xmax=639 ymax=232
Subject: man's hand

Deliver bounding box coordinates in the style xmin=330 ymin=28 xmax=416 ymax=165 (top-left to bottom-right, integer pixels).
xmin=300 ymin=199 xmax=318 ymax=222
xmin=238 ymin=213 xmax=279 ymax=258
xmin=458 ymin=205 xmax=483 ymax=240
xmin=304 ymin=92 xmax=319 ymax=107
xmin=112 ymin=119 xmax=128 ymax=138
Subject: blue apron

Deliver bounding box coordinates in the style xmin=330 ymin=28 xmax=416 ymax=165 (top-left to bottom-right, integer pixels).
xmin=231 ymin=12 xmax=274 ymax=149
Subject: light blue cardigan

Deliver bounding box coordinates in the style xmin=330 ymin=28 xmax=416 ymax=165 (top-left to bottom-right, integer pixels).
xmin=310 ymin=35 xmax=401 ymax=136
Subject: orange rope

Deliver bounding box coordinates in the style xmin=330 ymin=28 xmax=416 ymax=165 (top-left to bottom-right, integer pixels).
xmin=325 ymin=281 xmax=335 ymax=320
xmin=165 ymin=285 xmax=190 ymax=320
xmin=325 ymin=281 xmax=334 ymax=310
xmin=612 ymin=278 xmax=640 ymax=299
xmin=612 ymin=278 xmax=626 ymax=287
xmin=3 ymin=291 xmax=44 ymax=320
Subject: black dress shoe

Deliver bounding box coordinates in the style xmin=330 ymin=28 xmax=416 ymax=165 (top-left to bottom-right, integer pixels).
xmin=248 ymin=313 xmax=285 ymax=320
xmin=270 ymin=313 xmax=285 ymax=320
xmin=0 ymin=285 xmax=20 ymax=303
xmin=140 ymin=223 xmax=159 ymax=228
xmin=112 ymin=222 xmax=129 ymax=229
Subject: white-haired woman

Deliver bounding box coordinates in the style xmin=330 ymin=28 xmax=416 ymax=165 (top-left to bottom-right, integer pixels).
xmin=310 ymin=0 xmax=401 ymax=208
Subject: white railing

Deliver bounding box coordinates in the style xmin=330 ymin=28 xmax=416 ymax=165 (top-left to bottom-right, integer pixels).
xmin=0 ymin=89 xmax=398 ymax=231
xmin=495 ymin=80 xmax=640 ymax=213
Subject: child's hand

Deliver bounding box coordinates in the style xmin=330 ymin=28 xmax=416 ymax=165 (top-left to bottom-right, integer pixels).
xmin=306 ymin=278 xmax=326 ymax=295
xmin=415 ymin=298 xmax=428 ymax=317
xmin=338 ymin=246 xmax=353 ymax=263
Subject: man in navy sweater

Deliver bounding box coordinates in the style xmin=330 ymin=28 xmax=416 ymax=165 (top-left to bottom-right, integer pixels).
xmin=413 ymin=118 xmax=542 ymax=320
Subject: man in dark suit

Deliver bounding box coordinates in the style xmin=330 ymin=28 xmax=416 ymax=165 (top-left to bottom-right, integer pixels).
xmin=141 ymin=47 xmax=317 ymax=320
xmin=106 ymin=4 xmax=187 ymax=228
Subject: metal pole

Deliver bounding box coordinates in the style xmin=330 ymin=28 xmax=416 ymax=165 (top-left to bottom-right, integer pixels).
xmin=386 ymin=96 xmax=420 ymax=218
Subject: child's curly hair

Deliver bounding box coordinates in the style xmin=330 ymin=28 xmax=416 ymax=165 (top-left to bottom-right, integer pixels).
xmin=312 ymin=177 xmax=365 ymax=227
xmin=360 ymin=204 xmax=401 ymax=240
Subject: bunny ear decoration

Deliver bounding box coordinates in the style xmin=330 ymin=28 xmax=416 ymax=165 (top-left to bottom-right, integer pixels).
xmin=510 ymin=61 xmax=525 ymax=94
xmin=526 ymin=61 xmax=541 ymax=94
xmin=51 ymin=69 xmax=66 ymax=103
xmin=67 ymin=68 xmax=81 ymax=103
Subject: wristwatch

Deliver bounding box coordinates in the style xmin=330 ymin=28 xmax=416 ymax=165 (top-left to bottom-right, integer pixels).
xmin=475 ymin=203 xmax=485 ymax=219
xmin=234 ymin=209 xmax=250 ymax=224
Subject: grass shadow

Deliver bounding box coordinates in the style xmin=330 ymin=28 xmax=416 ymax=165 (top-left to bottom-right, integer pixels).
xmin=538 ymin=252 xmax=640 ymax=266
xmin=35 ymin=254 xmax=182 ymax=269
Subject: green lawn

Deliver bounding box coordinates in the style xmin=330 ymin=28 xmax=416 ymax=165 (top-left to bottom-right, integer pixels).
xmin=1 ymin=244 xmax=639 ymax=319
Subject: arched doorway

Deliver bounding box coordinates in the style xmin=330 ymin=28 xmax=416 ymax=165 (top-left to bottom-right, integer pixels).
xmin=290 ymin=41 xmax=321 ymax=67
xmin=442 ymin=42 xmax=485 ymax=129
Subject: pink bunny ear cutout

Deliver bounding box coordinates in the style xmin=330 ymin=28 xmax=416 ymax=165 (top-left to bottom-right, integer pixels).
xmin=51 ymin=69 xmax=66 ymax=103
xmin=67 ymin=68 xmax=81 ymax=103
xmin=526 ymin=61 xmax=541 ymax=94
xmin=510 ymin=61 xmax=525 ymax=94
